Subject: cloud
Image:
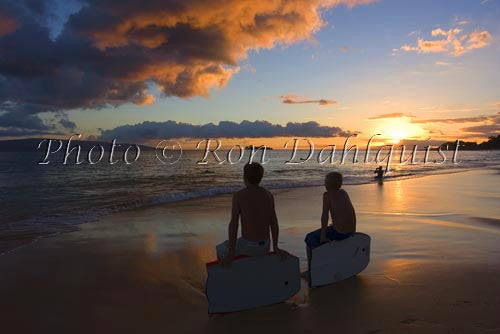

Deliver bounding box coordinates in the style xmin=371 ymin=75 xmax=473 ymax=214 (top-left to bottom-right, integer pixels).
xmin=460 ymin=123 xmax=500 ymax=134
xmin=425 ymin=128 xmax=447 ymax=136
xmin=338 ymin=46 xmax=352 ymax=52
xmin=400 ymin=27 xmax=492 ymax=56
xmin=0 ymin=103 xmax=77 ymax=137
xmin=368 ymin=112 xmax=415 ymax=120
xmin=0 ymin=108 xmax=53 ymax=131
xmin=435 ymin=61 xmax=450 ymax=66
xmin=56 ymin=113 xmax=77 ymax=130
xmin=0 ymin=9 xmax=17 ymax=37
xmin=0 ymin=0 xmax=374 ymax=137
xmin=280 ymin=94 xmax=337 ymax=106
xmin=411 ymin=113 xmax=499 ymax=124
xmin=466 ymin=30 xmax=492 ymax=52
xmin=457 ymin=112 xmax=500 ymax=136
xmin=136 ymin=94 xmax=155 ymax=106
xmin=0 ymin=128 xmax=65 ymax=137
xmin=413 ymin=111 xmax=500 ymax=138
xmin=98 ymin=120 xmax=353 ymax=142
xmin=408 ymin=112 xmax=500 ymax=139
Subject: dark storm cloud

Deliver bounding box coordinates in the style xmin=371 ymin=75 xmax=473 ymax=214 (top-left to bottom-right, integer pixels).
xmin=56 ymin=113 xmax=77 ymax=130
xmin=98 ymin=120 xmax=353 ymax=142
xmin=0 ymin=108 xmax=52 ymax=130
xmin=0 ymin=127 xmax=65 ymax=137
xmin=0 ymin=0 xmax=374 ymax=137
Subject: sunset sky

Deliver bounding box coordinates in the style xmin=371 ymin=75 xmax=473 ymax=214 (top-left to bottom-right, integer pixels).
xmin=0 ymin=0 xmax=499 ymax=147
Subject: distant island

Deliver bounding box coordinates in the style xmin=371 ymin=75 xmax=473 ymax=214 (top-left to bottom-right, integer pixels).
xmin=441 ymin=135 xmax=500 ymax=150
xmin=0 ymin=138 xmax=155 ymax=152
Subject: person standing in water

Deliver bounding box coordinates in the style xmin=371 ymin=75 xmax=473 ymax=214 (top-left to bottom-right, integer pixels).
xmin=217 ymin=162 xmax=287 ymax=267
xmin=304 ymin=172 xmax=356 ymax=249
xmin=374 ymin=166 xmax=384 ymax=180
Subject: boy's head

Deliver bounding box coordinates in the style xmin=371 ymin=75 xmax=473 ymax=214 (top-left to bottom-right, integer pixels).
xmin=325 ymin=172 xmax=342 ymax=191
xmin=244 ymin=162 xmax=264 ymax=185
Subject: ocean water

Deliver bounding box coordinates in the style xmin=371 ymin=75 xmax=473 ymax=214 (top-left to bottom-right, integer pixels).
xmin=1 ymin=148 xmax=499 ymax=245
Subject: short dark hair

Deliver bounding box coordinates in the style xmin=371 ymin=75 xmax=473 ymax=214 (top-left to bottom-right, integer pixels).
xmin=325 ymin=172 xmax=342 ymax=191
xmin=244 ymin=163 xmax=264 ymax=185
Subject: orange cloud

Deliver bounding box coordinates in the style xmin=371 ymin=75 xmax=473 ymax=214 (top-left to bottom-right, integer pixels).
xmin=435 ymin=61 xmax=450 ymax=66
xmin=136 ymin=94 xmax=155 ymax=106
xmin=0 ymin=11 xmax=17 ymax=37
xmin=466 ymin=30 xmax=491 ymax=51
xmin=72 ymin=0 xmax=376 ymax=98
xmin=400 ymin=26 xmax=492 ymax=56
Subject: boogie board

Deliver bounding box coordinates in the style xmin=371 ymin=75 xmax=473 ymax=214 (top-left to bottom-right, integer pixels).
xmin=308 ymin=232 xmax=370 ymax=287
xmin=205 ymin=252 xmax=300 ymax=313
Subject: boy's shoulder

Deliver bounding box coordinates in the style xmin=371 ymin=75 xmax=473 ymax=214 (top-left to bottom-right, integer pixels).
xmin=325 ymin=188 xmax=349 ymax=197
xmin=236 ymin=186 xmax=273 ymax=197
xmin=338 ymin=188 xmax=350 ymax=197
xmin=234 ymin=187 xmax=247 ymax=197
xmin=259 ymin=186 xmax=274 ymax=198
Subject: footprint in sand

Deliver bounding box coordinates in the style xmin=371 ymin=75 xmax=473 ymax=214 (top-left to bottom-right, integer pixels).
xmin=400 ymin=318 xmax=418 ymax=325
xmin=400 ymin=318 xmax=441 ymax=327
xmin=449 ymin=299 xmax=471 ymax=306
xmin=366 ymin=329 xmax=382 ymax=334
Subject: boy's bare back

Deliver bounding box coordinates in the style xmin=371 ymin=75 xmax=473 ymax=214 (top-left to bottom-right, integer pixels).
xmin=325 ymin=189 xmax=356 ymax=234
xmin=233 ymin=186 xmax=275 ymax=241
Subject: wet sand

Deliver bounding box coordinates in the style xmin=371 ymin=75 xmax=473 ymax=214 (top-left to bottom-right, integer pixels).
xmin=1 ymin=168 xmax=500 ymax=333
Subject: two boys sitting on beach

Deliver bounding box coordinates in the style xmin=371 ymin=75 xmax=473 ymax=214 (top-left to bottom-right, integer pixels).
xmin=216 ymin=162 xmax=356 ymax=266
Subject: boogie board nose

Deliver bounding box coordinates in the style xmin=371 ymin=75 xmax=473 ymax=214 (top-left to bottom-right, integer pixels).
xmin=308 ymin=232 xmax=371 ymax=287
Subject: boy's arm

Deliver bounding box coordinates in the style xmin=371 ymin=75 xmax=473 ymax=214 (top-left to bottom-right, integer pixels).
xmin=269 ymin=193 xmax=279 ymax=251
xmin=223 ymin=194 xmax=240 ymax=263
xmin=320 ymin=192 xmax=330 ymax=243
xmin=352 ymin=205 xmax=357 ymax=231
xmin=269 ymin=193 xmax=287 ymax=260
xmin=343 ymin=191 xmax=357 ymax=232
xmin=351 ymin=196 xmax=357 ymax=231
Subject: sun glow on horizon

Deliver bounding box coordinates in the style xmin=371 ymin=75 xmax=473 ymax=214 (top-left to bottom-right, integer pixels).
xmin=375 ymin=119 xmax=426 ymax=144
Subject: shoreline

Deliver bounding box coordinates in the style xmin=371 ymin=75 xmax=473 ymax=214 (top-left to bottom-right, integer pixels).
xmin=1 ymin=165 xmax=498 ymax=256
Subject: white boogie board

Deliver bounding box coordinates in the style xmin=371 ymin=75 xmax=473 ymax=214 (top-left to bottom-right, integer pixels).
xmin=309 ymin=233 xmax=370 ymax=287
xmin=205 ymin=252 xmax=300 ymax=313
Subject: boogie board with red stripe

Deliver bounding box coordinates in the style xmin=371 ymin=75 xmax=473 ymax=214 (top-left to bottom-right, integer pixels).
xmin=205 ymin=252 xmax=300 ymax=313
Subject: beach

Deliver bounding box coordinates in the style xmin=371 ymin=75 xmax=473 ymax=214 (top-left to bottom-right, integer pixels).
xmin=1 ymin=168 xmax=500 ymax=333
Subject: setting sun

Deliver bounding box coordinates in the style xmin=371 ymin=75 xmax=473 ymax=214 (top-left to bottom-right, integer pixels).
xmin=373 ymin=119 xmax=425 ymax=144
